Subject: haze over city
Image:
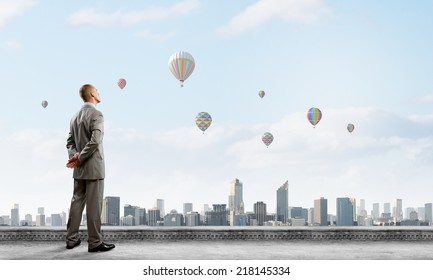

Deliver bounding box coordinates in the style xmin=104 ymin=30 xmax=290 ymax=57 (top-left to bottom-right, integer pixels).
xmin=1 ymin=0 xmax=433 ymax=219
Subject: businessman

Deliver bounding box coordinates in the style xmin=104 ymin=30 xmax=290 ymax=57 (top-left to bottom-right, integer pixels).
xmin=65 ymin=84 xmax=115 ymax=252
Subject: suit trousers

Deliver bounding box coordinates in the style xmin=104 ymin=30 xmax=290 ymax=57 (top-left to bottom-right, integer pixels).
xmin=66 ymin=179 xmax=104 ymax=249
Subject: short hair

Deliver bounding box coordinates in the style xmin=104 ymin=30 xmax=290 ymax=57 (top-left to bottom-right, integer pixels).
xmin=79 ymin=84 xmax=95 ymax=101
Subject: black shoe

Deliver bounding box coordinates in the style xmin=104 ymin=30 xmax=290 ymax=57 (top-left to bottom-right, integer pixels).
xmin=88 ymin=242 xmax=115 ymax=253
xmin=66 ymin=239 xmax=81 ymax=249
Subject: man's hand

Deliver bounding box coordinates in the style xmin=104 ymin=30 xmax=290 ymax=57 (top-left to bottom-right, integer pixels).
xmin=66 ymin=152 xmax=81 ymax=168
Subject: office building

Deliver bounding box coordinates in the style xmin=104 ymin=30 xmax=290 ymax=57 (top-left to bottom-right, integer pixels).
xmin=276 ymin=181 xmax=289 ymax=223
xmin=336 ymin=197 xmax=354 ymax=226
xmin=11 ymin=204 xmax=19 ymax=226
xmin=254 ymin=201 xmax=267 ymax=226
xmin=314 ymin=197 xmax=328 ymax=226
xmin=183 ymin=203 xmax=193 ymax=216
xmin=185 ymin=211 xmax=200 ymax=226
xmin=393 ymin=199 xmax=403 ymax=222
xmin=163 ymin=210 xmax=183 ymax=226
xmin=308 ymin=208 xmax=314 ymax=226
xmin=154 ymin=199 xmax=165 ymax=218
xmin=102 ymin=196 xmax=120 ymax=226
xmin=206 ymin=204 xmax=228 ymax=226
xmin=425 ymin=203 xmax=432 ymax=224
xmin=148 ymin=208 xmax=161 ymax=226
xmin=228 ymin=179 xmax=244 ymax=215
xmin=372 ymin=203 xmax=380 ymax=220
xmin=383 ymin=203 xmax=391 ymax=215
xmin=417 ymin=207 xmax=425 ymax=221
xmin=51 ymin=214 xmax=62 ymax=226
xmin=24 ymin=214 xmax=32 ymax=226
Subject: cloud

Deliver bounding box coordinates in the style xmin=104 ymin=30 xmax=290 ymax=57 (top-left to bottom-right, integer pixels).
xmin=67 ymin=0 xmax=200 ymax=27
xmin=1 ymin=40 xmax=21 ymax=49
xmin=217 ymin=0 xmax=331 ymax=36
xmin=415 ymin=94 xmax=433 ymax=104
xmin=0 ymin=0 xmax=36 ymax=29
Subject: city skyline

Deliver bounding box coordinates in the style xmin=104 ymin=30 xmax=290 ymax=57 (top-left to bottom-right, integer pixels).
xmin=1 ymin=1 xmax=433 ymax=219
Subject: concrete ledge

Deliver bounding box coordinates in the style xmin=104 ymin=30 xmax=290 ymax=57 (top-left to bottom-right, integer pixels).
xmin=1 ymin=226 xmax=433 ymax=241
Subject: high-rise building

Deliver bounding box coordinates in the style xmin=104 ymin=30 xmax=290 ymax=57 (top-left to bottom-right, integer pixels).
xmin=183 ymin=203 xmax=193 ymax=216
xmin=404 ymin=207 xmax=416 ymax=220
xmin=51 ymin=214 xmax=62 ymax=226
xmin=102 ymin=196 xmax=120 ymax=226
xmin=314 ymin=197 xmax=328 ymax=226
xmin=417 ymin=207 xmax=425 ymax=221
xmin=383 ymin=202 xmax=391 ymax=217
xmin=154 ymin=199 xmax=165 ymax=218
xmin=228 ymin=179 xmax=244 ymax=215
xmin=350 ymin=198 xmax=357 ymax=222
xmin=372 ymin=203 xmax=380 ymax=220
xmin=253 ymin=201 xmax=267 ymax=226
xmin=11 ymin=204 xmax=19 ymax=226
xmin=206 ymin=204 xmax=228 ymax=226
xmin=425 ymin=203 xmax=432 ymax=224
xmin=38 ymin=207 xmax=44 ymax=215
xmin=36 ymin=214 xmax=45 ymax=226
xmin=185 ymin=211 xmax=200 ymax=226
xmin=308 ymin=208 xmax=314 ymax=225
xmin=148 ymin=208 xmax=161 ymax=226
xmin=336 ymin=197 xmax=354 ymax=226
xmin=392 ymin=199 xmax=403 ymax=222
xmin=24 ymin=214 xmax=32 ymax=226
xmin=276 ymin=181 xmax=288 ymax=223
xmin=163 ymin=210 xmax=183 ymax=226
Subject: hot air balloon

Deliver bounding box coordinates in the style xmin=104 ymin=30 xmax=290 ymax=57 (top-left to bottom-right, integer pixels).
xmin=195 ymin=112 xmax=212 ymax=133
xmin=41 ymin=100 xmax=48 ymax=108
xmin=168 ymin=51 xmax=195 ymax=87
xmin=117 ymin=78 xmax=126 ymax=90
xmin=347 ymin=123 xmax=355 ymax=133
xmin=307 ymin=107 xmax=322 ymax=128
xmin=262 ymin=132 xmax=273 ymax=147
xmin=259 ymin=90 xmax=265 ymax=98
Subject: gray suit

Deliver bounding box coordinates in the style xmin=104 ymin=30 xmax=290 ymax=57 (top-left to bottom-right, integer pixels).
xmin=66 ymin=103 xmax=105 ymax=249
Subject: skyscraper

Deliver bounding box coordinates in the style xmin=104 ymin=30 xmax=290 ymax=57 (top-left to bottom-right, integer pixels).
xmin=163 ymin=210 xmax=183 ymax=226
xmin=392 ymin=199 xmax=403 ymax=222
xmin=383 ymin=203 xmax=391 ymax=215
xmin=228 ymin=178 xmax=244 ymax=215
xmin=314 ymin=197 xmax=328 ymax=226
xmin=425 ymin=203 xmax=432 ymax=224
xmin=276 ymin=181 xmax=288 ymax=223
xmin=336 ymin=197 xmax=354 ymax=226
xmin=372 ymin=203 xmax=380 ymax=220
xmin=254 ymin=201 xmax=267 ymax=226
xmin=51 ymin=214 xmax=62 ymax=226
xmin=36 ymin=207 xmax=45 ymax=226
xmin=183 ymin=203 xmax=193 ymax=216
xmin=206 ymin=204 xmax=228 ymax=226
xmin=102 ymin=196 xmax=120 ymax=226
xmin=11 ymin=204 xmax=19 ymax=226
xmin=154 ymin=199 xmax=165 ymax=218
xmin=148 ymin=208 xmax=161 ymax=226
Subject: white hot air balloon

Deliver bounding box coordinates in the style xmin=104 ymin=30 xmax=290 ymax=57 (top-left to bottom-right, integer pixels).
xmin=168 ymin=51 xmax=195 ymax=87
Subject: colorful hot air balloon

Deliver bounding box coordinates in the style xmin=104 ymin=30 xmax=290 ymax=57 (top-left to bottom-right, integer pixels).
xmin=262 ymin=132 xmax=273 ymax=147
xmin=41 ymin=100 xmax=48 ymax=108
xmin=117 ymin=78 xmax=126 ymax=90
xmin=168 ymin=51 xmax=195 ymax=87
xmin=307 ymin=107 xmax=322 ymax=128
xmin=259 ymin=90 xmax=265 ymax=98
xmin=195 ymin=112 xmax=212 ymax=133
xmin=347 ymin=123 xmax=355 ymax=133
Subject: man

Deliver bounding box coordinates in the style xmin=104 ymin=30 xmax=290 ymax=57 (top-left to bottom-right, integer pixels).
xmin=65 ymin=84 xmax=115 ymax=252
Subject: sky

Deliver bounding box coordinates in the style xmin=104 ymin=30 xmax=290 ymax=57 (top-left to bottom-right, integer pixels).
xmin=1 ymin=0 xmax=433 ymax=219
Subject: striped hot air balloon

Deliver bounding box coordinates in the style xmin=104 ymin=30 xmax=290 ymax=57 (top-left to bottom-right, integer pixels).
xmin=41 ymin=100 xmax=48 ymax=108
xmin=168 ymin=51 xmax=195 ymax=87
xmin=195 ymin=112 xmax=212 ymax=133
xmin=307 ymin=107 xmax=322 ymax=128
xmin=117 ymin=78 xmax=126 ymax=90
xmin=347 ymin=123 xmax=355 ymax=133
xmin=262 ymin=132 xmax=273 ymax=147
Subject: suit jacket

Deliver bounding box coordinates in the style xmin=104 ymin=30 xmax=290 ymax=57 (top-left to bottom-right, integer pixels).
xmin=66 ymin=103 xmax=105 ymax=179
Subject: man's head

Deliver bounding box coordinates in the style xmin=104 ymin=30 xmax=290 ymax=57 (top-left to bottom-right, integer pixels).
xmin=79 ymin=84 xmax=101 ymax=104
